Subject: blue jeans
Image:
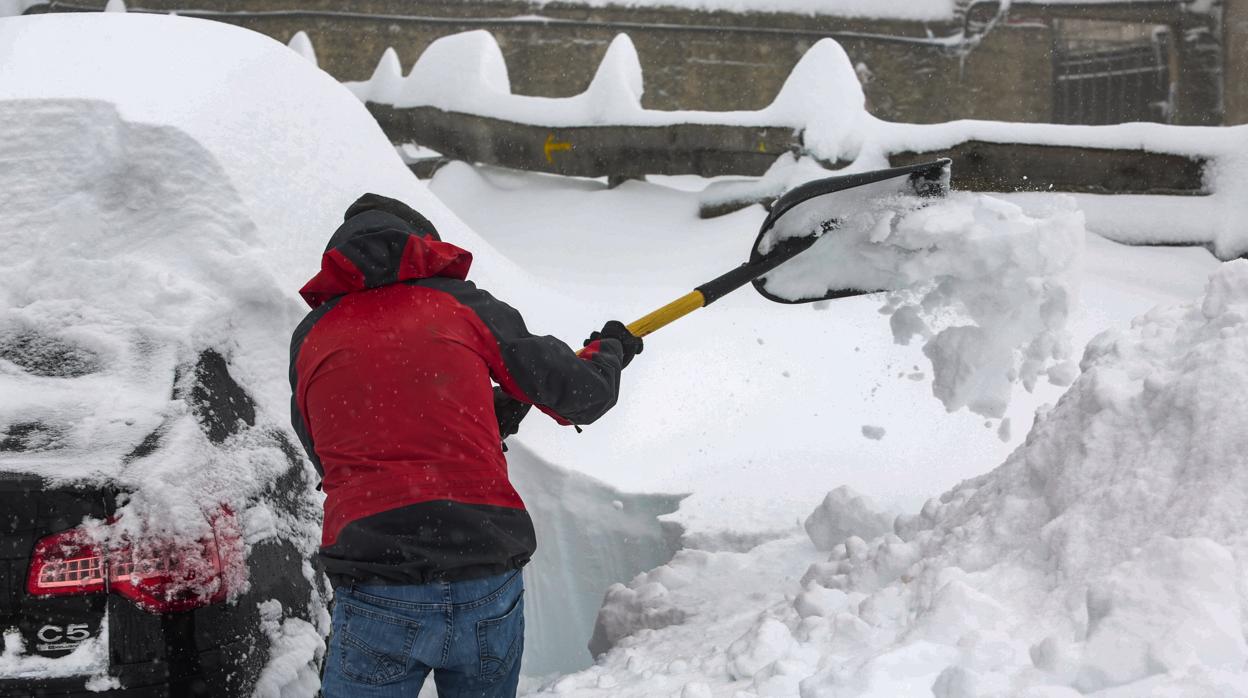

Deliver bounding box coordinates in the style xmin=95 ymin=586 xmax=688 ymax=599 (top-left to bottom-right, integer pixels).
xmin=321 ymin=570 xmax=525 ymax=698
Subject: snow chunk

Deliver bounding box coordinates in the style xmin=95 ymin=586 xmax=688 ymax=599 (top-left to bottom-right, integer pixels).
xmin=860 ymin=424 xmax=886 ymax=440
xmin=253 ymin=600 xmax=325 ymax=698
xmin=726 ymin=617 xmax=798 ymax=680
xmin=803 ymin=486 xmax=894 ymax=551
xmin=590 ymin=578 xmax=689 ymax=657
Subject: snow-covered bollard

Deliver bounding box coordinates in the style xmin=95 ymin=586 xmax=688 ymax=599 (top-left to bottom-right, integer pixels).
xmin=287 ymin=31 xmax=318 ymax=67
xmin=803 ymin=486 xmax=894 ymax=552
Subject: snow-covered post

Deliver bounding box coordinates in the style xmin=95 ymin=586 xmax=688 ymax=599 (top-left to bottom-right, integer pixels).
xmin=288 ymin=31 xmax=318 ymax=68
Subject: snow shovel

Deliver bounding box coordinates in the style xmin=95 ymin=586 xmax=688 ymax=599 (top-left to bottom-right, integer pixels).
xmin=501 ymin=159 xmax=952 ymax=436
xmin=612 ymin=159 xmax=951 ymax=342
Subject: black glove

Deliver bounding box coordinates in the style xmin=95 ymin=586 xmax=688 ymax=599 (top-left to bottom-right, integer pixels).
xmin=493 ymin=387 xmax=532 ymax=442
xmin=584 ymin=320 xmax=643 ymax=368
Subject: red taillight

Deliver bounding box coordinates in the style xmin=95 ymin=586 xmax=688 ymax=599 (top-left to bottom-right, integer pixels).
xmin=27 ymin=508 xmax=244 ymax=614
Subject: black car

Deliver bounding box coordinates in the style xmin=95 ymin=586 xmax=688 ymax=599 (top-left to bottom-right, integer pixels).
xmin=0 ymin=342 xmax=326 ymax=697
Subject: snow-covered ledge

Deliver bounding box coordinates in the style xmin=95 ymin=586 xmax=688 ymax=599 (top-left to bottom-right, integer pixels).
xmin=338 ymin=29 xmax=1248 ymax=258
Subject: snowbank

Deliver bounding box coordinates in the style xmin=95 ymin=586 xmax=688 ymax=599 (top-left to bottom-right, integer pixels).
xmin=531 ymin=260 xmax=1248 ymax=696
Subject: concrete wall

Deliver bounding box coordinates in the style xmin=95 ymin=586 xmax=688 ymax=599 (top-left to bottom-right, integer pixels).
xmin=44 ymin=0 xmax=1058 ymax=124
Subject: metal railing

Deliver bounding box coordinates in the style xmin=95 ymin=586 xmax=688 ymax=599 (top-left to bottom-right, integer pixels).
xmin=1053 ymin=37 xmax=1172 ymax=125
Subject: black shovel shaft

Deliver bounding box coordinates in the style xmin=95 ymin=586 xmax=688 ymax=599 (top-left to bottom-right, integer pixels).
xmin=695 ymin=234 xmax=820 ymax=305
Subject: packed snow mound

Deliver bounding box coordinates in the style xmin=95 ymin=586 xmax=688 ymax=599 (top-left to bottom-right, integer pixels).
xmin=763 ymin=191 xmax=1085 ymax=417
xmin=539 ymin=261 xmax=1248 ymax=697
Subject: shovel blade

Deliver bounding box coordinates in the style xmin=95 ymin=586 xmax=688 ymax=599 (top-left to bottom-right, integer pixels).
xmin=751 ymin=160 xmax=951 ymax=304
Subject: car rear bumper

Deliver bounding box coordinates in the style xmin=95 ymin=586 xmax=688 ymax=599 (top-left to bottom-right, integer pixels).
xmin=0 ymin=635 xmax=255 ymax=698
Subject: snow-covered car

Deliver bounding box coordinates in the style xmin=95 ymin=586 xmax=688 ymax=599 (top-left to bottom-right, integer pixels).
xmin=0 ymin=348 xmax=320 ymax=697
xmin=0 ymin=10 xmax=471 ymax=696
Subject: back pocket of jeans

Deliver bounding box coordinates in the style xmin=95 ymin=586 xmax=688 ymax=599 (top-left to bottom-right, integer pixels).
xmin=340 ymin=601 xmax=420 ymax=686
xmin=476 ymin=590 xmax=525 ymax=683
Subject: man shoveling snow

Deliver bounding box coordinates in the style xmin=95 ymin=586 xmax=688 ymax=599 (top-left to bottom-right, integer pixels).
xmin=289 ymin=194 xmax=642 ymax=696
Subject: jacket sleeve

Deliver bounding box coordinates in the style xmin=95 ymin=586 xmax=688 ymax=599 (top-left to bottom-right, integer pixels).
xmin=423 ymin=278 xmax=625 ymax=426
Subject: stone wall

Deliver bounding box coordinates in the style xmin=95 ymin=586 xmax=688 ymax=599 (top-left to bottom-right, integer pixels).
xmin=42 ymin=0 xmax=1057 ymax=124
xmin=1228 ymin=0 xmax=1248 ymax=125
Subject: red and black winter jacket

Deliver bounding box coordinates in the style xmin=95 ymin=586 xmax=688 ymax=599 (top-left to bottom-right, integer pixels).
xmin=289 ymin=209 xmax=625 ymax=587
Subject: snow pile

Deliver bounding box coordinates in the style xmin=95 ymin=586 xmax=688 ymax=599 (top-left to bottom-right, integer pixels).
xmin=762 ymin=190 xmax=1084 ymax=417
xmin=537 ymin=260 xmax=1248 ymax=697
xmin=796 ymin=259 xmax=1248 ymax=695
xmin=253 ymin=600 xmax=324 ymax=698
xmin=803 ymin=487 xmax=894 ymax=552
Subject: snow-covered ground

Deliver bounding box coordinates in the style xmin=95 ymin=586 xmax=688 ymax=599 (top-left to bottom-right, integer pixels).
xmin=517 ymin=257 xmax=1248 ymax=697
xmin=4 ymin=9 xmax=1246 ymax=698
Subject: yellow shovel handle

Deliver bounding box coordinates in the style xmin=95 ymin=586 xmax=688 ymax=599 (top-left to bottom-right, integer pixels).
xmin=625 ymin=290 xmax=705 ymax=338
xmin=576 ymin=290 xmax=706 ymax=357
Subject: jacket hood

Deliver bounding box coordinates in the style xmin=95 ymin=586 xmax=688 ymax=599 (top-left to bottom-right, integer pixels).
xmin=299 ymin=209 xmax=472 ymax=308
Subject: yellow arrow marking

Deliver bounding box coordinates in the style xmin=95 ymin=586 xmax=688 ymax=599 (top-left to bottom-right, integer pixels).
xmin=758 ymin=141 xmax=767 ymax=153
xmin=544 ymin=134 xmax=572 ymax=164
